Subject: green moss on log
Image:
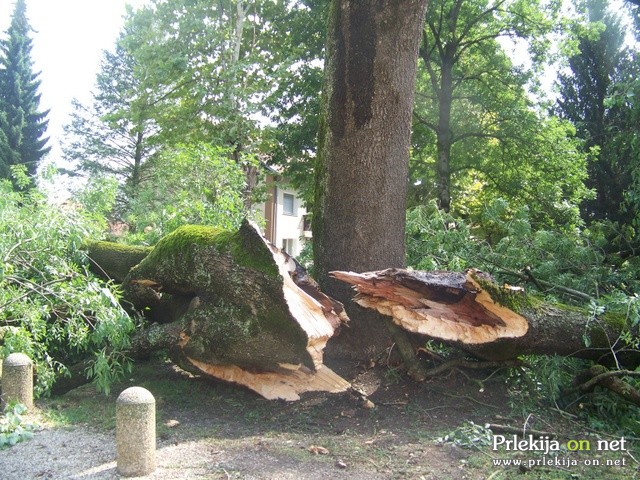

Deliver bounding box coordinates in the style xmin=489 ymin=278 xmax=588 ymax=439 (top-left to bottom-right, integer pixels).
xmin=471 ymin=272 xmax=541 ymax=314
xmin=586 ymin=310 xmax=629 ymax=347
xmin=126 ymin=221 xmax=313 ymax=370
xmin=85 ymin=241 xmax=152 ymax=282
xmin=143 ymin=224 xmax=278 ymax=281
xmin=601 ymin=310 xmax=628 ymax=331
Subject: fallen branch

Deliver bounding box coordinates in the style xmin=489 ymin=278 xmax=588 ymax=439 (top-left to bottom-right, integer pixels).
xmin=509 ymin=266 xmax=594 ymax=303
xmin=331 ymin=268 xmax=637 ymax=364
xmin=423 ymin=358 xmax=523 ymax=378
xmin=576 ymin=368 xmax=640 ymax=392
xmin=569 ymin=365 xmax=640 ymax=407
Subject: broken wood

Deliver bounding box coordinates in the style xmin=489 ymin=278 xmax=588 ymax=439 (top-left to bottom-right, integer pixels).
xmin=82 ymin=220 xmax=351 ymax=401
xmin=330 ymin=268 xmax=528 ymax=344
xmin=331 ymin=268 xmax=635 ymax=364
xmin=569 ymin=365 xmax=640 ymax=408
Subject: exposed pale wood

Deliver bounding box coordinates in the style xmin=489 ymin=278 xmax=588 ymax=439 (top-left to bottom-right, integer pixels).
xmin=273 ymin=244 xmax=348 ymax=366
xmin=185 ymin=358 xmax=351 ymax=401
xmin=331 ymin=268 xmax=528 ymax=344
xmin=331 ymin=267 xmax=639 ymax=365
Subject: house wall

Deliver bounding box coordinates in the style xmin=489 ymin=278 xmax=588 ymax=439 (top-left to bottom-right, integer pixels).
xmin=273 ymin=185 xmax=307 ymax=257
xmin=254 ymin=176 xmax=308 ymax=257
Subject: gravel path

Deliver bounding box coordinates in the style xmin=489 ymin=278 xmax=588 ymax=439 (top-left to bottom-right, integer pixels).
xmin=0 ymin=424 xmax=386 ymax=479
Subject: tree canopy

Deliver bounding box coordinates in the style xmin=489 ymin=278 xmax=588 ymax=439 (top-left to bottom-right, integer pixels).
xmin=556 ymin=0 xmax=639 ymax=227
xmin=411 ymin=0 xmax=591 ymax=229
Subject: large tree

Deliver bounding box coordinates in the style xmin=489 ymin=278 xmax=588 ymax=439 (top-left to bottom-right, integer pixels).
xmin=64 ymin=19 xmax=161 ymax=203
xmin=413 ymin=0 xmax=564 ymax=213
xmin=313 ymin=0 xmax=429 ymax=356
xmin=0 ymin=0 xmax=49 ymax=182
xmin=66 ymin=0 xmax=314 ymax=210
xmin=556 ymin=0 xmax=637 ymax=224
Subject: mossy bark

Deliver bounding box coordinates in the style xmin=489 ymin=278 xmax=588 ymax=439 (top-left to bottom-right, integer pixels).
xmin=85 ymin=241 xmax=152 ymax=282
xmin=66 ymin=221 xmax=350 ymax=400
xmin=464 ymin=303 xmax=635 ymax=364
xmin=124 ymin=221 xmax=316 ymax=371
xmin=80 ymin=221 xmax=349 ymax=400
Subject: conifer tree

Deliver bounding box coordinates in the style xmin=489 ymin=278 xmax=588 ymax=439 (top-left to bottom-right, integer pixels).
xmin=0 ymin=0 xmax=49 ymax=181
xmin=556 ymin=0 xmax=634 ymax=223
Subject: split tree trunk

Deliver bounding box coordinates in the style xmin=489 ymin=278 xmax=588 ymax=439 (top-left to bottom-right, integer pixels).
xmin=87 ymin=221 xmax=351 ymax=401
xmin=331 ymin=268 xmax=636 ymax=365
xmin=81 ymin=229 xmax=637 ymax=400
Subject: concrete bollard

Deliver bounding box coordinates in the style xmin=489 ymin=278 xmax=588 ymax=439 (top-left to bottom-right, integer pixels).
xmin=116 ymin=386 xmax=156 ymax=477
xmin=1 ymin=353 xmax=33 ymax=410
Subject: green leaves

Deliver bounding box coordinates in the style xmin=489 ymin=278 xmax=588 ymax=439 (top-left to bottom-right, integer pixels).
xmin=437 ymin=421 xmax=494 ymax=449
xmin=0 ymin=180 xmax=135 ymax=395
xmin=0 ymin=402 xmax=36 ymax=449
xmin=121 ymin=143 xmax=251 ymax=245
xmin=412 ymin=0 xmax=588 ymax=219
xmin=406 ymin=197 xmax=639 ymax=301
xmin=556 ymin=0 xmax=638 ymax=226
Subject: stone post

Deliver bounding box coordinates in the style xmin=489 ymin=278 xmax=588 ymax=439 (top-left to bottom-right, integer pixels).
xmin=1 ymin=353 xmax=33 ymax=410
xmin=116 ymin=386 xmax=156 ymax=477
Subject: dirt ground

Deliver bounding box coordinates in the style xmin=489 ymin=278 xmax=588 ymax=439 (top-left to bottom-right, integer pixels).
xmin=0 ymin=356 xmax=637 ymax=479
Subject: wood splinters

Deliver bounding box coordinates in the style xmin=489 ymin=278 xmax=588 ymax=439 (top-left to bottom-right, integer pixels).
xmin=331 ymin=268 xmax=528 ymax=344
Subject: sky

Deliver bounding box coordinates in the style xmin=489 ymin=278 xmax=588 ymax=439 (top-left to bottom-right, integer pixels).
xmin=0 ymin=0 xmax=148 ymax=166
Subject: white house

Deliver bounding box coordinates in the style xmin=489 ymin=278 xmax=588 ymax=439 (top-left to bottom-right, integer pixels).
xmin=253 ymin=171 xmax=310 ymax=257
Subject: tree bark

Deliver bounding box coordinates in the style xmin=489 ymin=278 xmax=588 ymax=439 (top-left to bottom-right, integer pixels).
xmin=86 ymin=241 xmax=152 ymax=283
xmin=435 ymin=54 xmax=454 ymax=212
xmin=313 ymin=0 xmax=429 ymax=358
xmin=78 ymin=233 xmax=638 ymax=397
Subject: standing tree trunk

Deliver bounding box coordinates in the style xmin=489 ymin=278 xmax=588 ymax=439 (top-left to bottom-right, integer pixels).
xmin=313 ymin=0 xmax=429 ymax=358
xmin=435 ymin=53 xmax=454 ymax=212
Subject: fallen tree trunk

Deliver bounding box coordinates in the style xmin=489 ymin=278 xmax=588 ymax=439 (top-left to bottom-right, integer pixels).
xmin=331 ymin=268 xmax=635 ymax=365
xmin=83 ymin=221 xmax=351 ymax=401
xmin=78 ymin=236 xmax=637 ymax=399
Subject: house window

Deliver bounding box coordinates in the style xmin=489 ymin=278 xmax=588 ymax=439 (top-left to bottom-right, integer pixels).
xmin=282 ymin=238 xmax=295 ymax=255
xmin=283 ymin=193 xmax=295 ymax=216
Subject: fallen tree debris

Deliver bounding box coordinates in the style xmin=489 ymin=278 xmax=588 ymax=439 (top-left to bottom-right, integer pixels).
xmin=82 ymin=220 xmax=351 ymax=401
xmin=330 ymin=268 xmax=528 ymax=344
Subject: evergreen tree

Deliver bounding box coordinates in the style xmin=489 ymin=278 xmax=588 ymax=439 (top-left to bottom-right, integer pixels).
xmin=0 ymin=0 xmax=50 ymax=182
xmin=556 ymin=0 xmax=635 ymax=223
